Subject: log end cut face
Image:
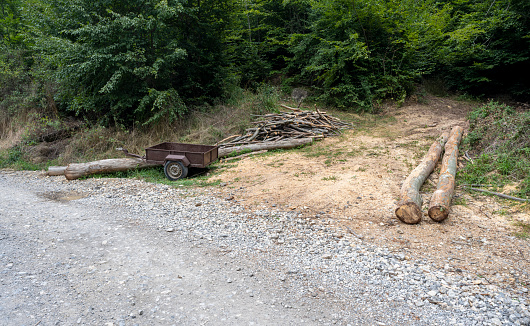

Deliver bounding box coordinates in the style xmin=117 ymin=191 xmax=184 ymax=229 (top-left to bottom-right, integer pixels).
xmin=428 ymin=206 xmax=449 ymax=222
xmin=395 ymin=202 xmax=423 ymax=224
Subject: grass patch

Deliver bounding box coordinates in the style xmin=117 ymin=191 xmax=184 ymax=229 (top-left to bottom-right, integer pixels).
xmin=459 ymin=101 xmax=530 ymax=199
xmin=514 ymin=221 xmax=530 ymax=240
xmin=83 ymin=165 xmax=222 ymax=187
xmin=0 ymin=145 xmax=48 ymax=170
xmin=299 ymin=143 xmax=351 ymax=166
xmin=453 ymin=197 xmax=468 ymax=206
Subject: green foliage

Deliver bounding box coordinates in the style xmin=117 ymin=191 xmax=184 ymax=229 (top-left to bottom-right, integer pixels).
xmin=460 ymin=101 xmax=530 ymax=198
xmin=287 ymin=0 xmax=451 ymax=110
xmin=0 ymin=0 xmax=25 ymax=45
xmin=2 ymin=0 xmax=530 ymax=131
xmin=0 ymin=144 xmax=44 ymax=170
xmin=32 ymin=0 xmax=233 ymax=126
xmin=252 ymin=84 xmax=280 ymax=114
xmin=434 ymin=0 xmax=530 ymax=98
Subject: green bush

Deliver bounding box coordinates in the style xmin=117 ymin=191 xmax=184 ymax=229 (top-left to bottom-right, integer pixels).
xmin=460 ymin=101 xmax=530 ymax=198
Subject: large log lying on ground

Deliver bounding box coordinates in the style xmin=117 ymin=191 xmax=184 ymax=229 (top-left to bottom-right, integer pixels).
xmin=50 ymin=138 xmax=313 ymax=179
xmin=47 ymin=166 xmax=67 ymax=176
xmin=64 ymin=158 xmax=159 ymax=180
xmin=395 ymin=131 xmax=450 ymax=224
xmin=428 ymin=126 xmax=464 ymax=222
xmin=218 ymin=137 xmax=313 ymax=158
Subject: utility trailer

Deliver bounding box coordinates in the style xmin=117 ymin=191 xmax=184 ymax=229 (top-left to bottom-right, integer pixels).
xmin=144 ymin=142 xmax=218 ymax=180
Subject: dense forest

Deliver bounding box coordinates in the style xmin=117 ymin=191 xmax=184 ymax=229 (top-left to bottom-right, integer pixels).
xmin=1 ymin=0 xmax=529 ymax=127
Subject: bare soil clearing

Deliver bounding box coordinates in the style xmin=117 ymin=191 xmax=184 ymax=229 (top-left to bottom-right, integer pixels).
xmin=213 ymin=96 xmax=530 ymax=291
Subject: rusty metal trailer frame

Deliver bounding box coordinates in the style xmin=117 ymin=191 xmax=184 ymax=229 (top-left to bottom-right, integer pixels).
xmin=144 ymin=142 xmax=218 ymax=180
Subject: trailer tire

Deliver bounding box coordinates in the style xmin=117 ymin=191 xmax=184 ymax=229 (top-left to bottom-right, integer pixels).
xmin=164 ymin=161 xmax=188 ymax=181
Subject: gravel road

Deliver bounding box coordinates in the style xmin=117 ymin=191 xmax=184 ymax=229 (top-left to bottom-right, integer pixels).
xmin=0 ymin=171 xmax=528 ymax=326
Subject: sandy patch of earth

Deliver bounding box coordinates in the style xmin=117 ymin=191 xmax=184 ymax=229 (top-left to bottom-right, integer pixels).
xmin=213 ymin=95 xmax=530 ymax=292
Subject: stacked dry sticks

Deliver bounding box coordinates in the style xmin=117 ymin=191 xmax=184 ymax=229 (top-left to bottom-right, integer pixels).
xmin=217 ymin=107 xmax=353 ymax=147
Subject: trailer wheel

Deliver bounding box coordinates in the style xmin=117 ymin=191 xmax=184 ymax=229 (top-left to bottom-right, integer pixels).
xmin=164 ymin=161 xmax=188 ymax=181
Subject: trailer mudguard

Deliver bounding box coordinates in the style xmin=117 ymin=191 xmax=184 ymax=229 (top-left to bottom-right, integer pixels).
xmin=164 ymin=155 xmax=190 ymax=167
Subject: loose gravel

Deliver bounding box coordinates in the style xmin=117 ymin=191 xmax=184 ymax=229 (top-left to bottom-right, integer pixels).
xmin=1 ymin=171 xmax=529 ymax=325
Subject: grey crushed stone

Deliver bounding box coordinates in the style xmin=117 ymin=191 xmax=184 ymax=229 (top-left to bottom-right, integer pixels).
xmin=1 ymin=171 xmax=529 ymax=325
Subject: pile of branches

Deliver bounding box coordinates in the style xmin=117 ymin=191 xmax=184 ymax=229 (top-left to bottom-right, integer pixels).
xmin=218 ymin=107 xmax=353 ymax=147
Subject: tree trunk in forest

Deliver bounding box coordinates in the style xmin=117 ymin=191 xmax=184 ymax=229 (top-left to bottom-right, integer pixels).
xmin=428 ymin=126 xmax=464 ymax=222
xmin=218 ymin=138 xmax=313 ymax=158
xmin=395 ymin=132 xmax=450 ymax=224
xmin=64 ymin=158 xmax=159 ymax=180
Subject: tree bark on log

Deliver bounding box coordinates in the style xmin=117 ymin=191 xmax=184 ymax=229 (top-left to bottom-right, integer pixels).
xmin=47 ymin=166 xmax=67 ymax=176
xmin=428 ymin=126 xmax=464 ymax=222
xmin=218 ymin=138 xmax=313 ymax=158
xmin=64 ymin=158 xmax=159 ymax=180
xmin=395 ymin=132 xmax=450 ymax=224
xmin=54 ymin=139 xmax=312 ymax=179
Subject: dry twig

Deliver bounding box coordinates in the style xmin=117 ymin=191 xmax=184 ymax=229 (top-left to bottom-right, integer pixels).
xmin=463 ymin=186 xmax=530 ymax=202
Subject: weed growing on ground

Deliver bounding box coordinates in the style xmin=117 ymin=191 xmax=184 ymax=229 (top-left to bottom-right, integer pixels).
xmin=514 ymin=221 xmax=530 ymax=240
xmin=459 ymin=101 xmax=530 ymax=199
xmin=85 ymin=165 xmax=222 ymax=187
xmin=453 ymin=197 xmax=468 ymax=206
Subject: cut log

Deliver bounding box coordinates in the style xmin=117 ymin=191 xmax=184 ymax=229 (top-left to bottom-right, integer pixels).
xmin=395 ymin=132 xmax=450 ymax=224
xmin=222 ymin=150 xmax=268 ymax=162
xmin=428 ymin=126 xmax=464 ymax=222
xmin=64 ymin=158 xmax=159 ymax=180
xmin=218 ymin=138 xmax=313 ymax=158
xmin=47 ymin=166 xmax=67 ymax=176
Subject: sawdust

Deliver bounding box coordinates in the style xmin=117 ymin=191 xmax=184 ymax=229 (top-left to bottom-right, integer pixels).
xmin=214 ymin=95 xmax=530 ymax=291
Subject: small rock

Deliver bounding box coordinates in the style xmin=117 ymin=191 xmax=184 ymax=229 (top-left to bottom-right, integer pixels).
xmin=166 ymin=228 xmax=175 ymax=232
xmin=322 ymin=254 xmax=332 ymax=259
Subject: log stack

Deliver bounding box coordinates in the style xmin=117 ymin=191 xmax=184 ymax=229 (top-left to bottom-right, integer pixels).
xmin=218 ymin=109 xmax=353 ymax=148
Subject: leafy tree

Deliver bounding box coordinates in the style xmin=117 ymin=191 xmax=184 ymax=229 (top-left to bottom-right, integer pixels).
xmin=0 ymin=0 xmax=25 ymax=44
xmin=287 ymin=0 xmax=451 ymax=110
xmin=226 ymin=0 xmax=310 ymax=87
xmin=34 ymin=0 xmax=234 ymax=126
xmin=434 ymin=0 xmax=530 ymax=98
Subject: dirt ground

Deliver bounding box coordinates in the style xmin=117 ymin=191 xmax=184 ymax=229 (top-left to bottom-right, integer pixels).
xmin=214 ymin=95 xmax=530 ymax=292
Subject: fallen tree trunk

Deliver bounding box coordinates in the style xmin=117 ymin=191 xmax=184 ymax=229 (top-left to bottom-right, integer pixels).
xmin=54 ymin=139 xmax=312 ymax=179
xmin=47 ymin=166 xmax=67 ymax=176
xmin=222 ymin=150 xmax=268 ymax=162
xmin=428 ymin=126 xmax=464 ymax=222
xmin=395 ymin=131 xmax=450 ymax=224
xmin=218 ymin=138 xmax=313 ymax=158
xmin=64 ymin=158 xmax=159 ymax=180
